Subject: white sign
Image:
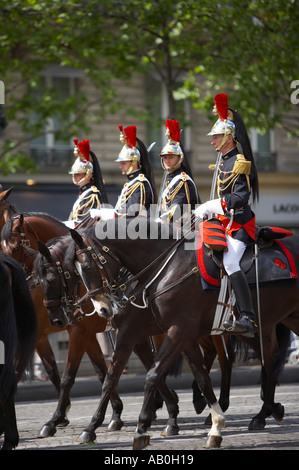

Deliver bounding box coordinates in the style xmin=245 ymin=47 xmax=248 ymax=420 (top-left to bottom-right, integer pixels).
xmin=253 ymin=194 xmax=299 ymax=226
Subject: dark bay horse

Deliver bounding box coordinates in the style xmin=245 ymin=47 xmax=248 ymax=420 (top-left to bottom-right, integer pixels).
xmin=67 ymin=218 xmax=297 ymax=449
xmin=0 ymin=213 xmax=122 ymax=438
xmin=34 ymin=235 xmax=187 ymax=445
xmin=0 ymin=253 xmax=37 ymax=449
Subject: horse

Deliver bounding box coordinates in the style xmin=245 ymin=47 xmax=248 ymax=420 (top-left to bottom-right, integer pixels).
xmin=0 ymin=213 xmax=122 ymax=438
xmin=35 ymin=234 xmax=191 ymax=444
xmin=66 ymin=218 xmax=297 ymax=449
xmin=0 ymin=253 xmax=37 ymax=450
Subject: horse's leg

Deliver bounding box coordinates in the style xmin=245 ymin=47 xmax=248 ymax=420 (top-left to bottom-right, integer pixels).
xmin=192 ymin=336 xmax=217 ymax=415
xmin=38 ymin=327 xmax=86 ymax=437
xmin=84 ymin=333 xmax=124 ymax=432
xmin=78 ymin=331 xmax=135 ymax=444
xmin=35 ymin=337 xmax=61 ymax=393
xmin=134 ymin=330 xmax=186 ymax=450
xmin=248 ymin=325 xmax=287 ymax=430
xmin=133 ymin=339 xmax=180 ymax=437
xmin=0 ymin=393 xmax=19 ymax=450
xmin=182 ymin=340 xmax=226 ymax=449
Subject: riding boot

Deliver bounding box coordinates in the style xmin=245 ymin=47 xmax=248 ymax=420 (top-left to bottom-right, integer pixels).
xmin=223 ymin=270 xmax=256 ymax=338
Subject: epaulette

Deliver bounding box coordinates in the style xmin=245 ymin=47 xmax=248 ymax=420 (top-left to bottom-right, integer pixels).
xmin=179 ymin=172 xmax=189 ymax=182
xmin=232 ymin=154 xmax=251 ymax=176
xmin=137 ymin=173 xmax=146 ymax=182
xmin=91 ymin=185 xmax=100 ymax=192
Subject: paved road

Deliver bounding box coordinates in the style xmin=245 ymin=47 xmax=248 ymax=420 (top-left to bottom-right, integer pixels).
xmin=11 ymin=380 xmax=299 ymax=454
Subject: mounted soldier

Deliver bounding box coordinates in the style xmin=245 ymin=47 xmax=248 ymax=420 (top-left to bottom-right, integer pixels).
xmin=90 ymin=125 xmax=156 ymax=221
xmin=158 ymin=119 xmax=199 ymax=223
xmin=194 ymin=93 xmax=259 ymax=337
xmin=66 ymin=139 xmax=108 ymax=228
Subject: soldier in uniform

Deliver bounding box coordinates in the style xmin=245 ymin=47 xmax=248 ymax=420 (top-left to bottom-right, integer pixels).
xmin=194 ymin=93 xmax=259 ymax=337
xmin=158 ymin=119 xmax=199 ymax=223
xmin=91 ymin=125 xmax=156 ymax=221
xmin=66 ymin=138 xmax=108 ymax=228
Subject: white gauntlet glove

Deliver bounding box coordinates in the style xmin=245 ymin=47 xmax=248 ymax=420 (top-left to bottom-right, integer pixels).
xmin=194 ymin=198 xmax=224 ymax=219
xmin=90 ymin=208 xmax=115 ymax=221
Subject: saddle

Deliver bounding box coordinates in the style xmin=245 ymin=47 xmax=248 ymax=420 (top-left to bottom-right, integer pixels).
xmin=196 ymin=223 xmax=297 ymax=290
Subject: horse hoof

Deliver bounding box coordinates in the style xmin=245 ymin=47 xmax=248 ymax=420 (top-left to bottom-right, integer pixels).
xmin=57 ymin=418 xmax=70 ymax=428
xmin=203 ymin=435 xmax=222 ymax=449
xmin=107 ymin=418 xmax=124 ymax=431
xmin=38 ymin=424 xmax=56 ymax=438
xmin=161 ymin=424 xmax=179 ymax=437
xmin=248 ymin=418 xmax=265 ymax=431
xmin=77 ymin=430 xmax=97 ymax=443
xmin=133 ymin=434 xmax=150 ymax=450
xmin=272 ymin=403 xmax=284 ymax=422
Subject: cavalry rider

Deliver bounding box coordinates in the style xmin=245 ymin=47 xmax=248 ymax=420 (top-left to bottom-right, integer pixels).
xmin=158 ymin=119 xmax=199 ymax=223
xmin=91 ymin=125 xmax=156 ymax=221
xmin=194 ymin=93 xmax=259 ymax=337
xmin=66 ymin=138 xmax=108 ymax=228
xmin=114 ymin=125 xmax=156 ymax=217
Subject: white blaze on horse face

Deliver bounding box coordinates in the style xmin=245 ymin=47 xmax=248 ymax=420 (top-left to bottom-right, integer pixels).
xmin=75 ymin=260 xmax=113 ymax=318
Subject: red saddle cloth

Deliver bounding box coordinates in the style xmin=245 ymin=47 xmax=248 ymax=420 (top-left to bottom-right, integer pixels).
xmin=195 ymin=226 xmax=297 ymax=289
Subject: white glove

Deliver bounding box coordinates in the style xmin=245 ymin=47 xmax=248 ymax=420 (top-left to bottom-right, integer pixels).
xmin=64 ymin=220 xmax=76 ymax=228
xmin=90 ymin=208 xmax=115 ymax=221
xmin=194 ymin=198 xmax=224 ymax=219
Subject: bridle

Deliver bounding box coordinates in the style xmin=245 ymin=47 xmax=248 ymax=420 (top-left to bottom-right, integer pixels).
xmin=4 ymin=215 xmax=39 ymax=273
xmin=73 ymin=228 xmax=197 ymax=310
xmin=41 ymin=243 xmax=95 ymax=325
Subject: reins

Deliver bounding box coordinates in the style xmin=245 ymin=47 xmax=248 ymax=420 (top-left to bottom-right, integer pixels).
xmin=76 ymin=222 xmax=198 ymax=309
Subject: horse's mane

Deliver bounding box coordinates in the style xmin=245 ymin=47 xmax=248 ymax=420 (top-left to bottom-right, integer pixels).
xmin=1 ymin=212 xmax=68 ymax=242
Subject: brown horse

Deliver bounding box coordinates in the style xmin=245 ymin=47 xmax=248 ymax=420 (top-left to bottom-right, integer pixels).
xmin=66 ymin=219 xmax=296 ymax=449
xmin=0 ymin=187 xmax=17 ymax=230
xmin=0 ymin=213 xmax=123 ymax=438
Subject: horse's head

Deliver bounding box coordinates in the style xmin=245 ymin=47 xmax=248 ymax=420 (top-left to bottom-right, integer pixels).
xmin=0 ymin=186 xmax=16 ymax=230
xmin=1 ymin=214 xmax=28 ymax=264
xmin=69 ymin=228 xmax=117 ymax=319
xmin=34 ymin=238 xmax=83 ymax=328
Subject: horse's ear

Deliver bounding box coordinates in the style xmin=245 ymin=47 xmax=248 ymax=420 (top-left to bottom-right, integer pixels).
xmin=19 ymin=214 xmax=24 ymax=224
xmin=37 ymin=240 xmax=52 ymax=263
xmin=70 ymin=228 xmax=85 ymax=249
xmin=0 ymin=186 xmax=14 ymax=202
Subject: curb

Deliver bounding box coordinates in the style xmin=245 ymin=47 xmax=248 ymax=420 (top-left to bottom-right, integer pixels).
xmin=15 ymin=364 xmax=299 ymax=403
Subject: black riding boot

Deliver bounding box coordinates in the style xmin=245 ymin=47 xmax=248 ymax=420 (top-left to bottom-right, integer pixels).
xmin=223 ymin=270 xmax=256 ymax=337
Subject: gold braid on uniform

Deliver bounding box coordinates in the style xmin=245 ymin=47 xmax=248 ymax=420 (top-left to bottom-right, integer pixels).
xmin=216 ymin=154 xmax=251 ymax=197
xmin=162 ymin=175 xmax=191 ymax=222
xmin=72 ymin=192 xmax=101 ymax=221
xmin=115 ymin=179 xmax=145 ymax=217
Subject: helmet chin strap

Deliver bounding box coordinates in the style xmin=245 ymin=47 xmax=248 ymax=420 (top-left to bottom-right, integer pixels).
xmin=73 ymin=172 xmax=92 ymax=186
xmin=125 ymin=160 xmax=139 ymax=175
xmin=216 ymin=133 xmax=229 ymax=151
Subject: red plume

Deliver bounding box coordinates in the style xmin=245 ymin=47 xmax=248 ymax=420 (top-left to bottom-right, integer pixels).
xmin=118 ymin=125 xmax=123 ymax=133
xmin=73 ymin=138 xmax=78 ymax=146
xmin=123 ymin=125 xmax=137 ymax=148
xmin=166 ymin=119 xmax=181 ymax=142
xmin=214 ymin=94 xmax=229 ymax=121
xmin=77 ymin=139 xmax=90 ymax=160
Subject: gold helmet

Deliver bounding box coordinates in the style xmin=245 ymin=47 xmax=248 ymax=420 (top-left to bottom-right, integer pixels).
xmin=69 ymin=139 xmax=93 ymax=176
xmin=208 ymin=94 xmax=235 ymax=150
xmin=115 ymin=125 xmax=141 ymax=174
xmin=160 ymin=119 xmax=184 ymax=171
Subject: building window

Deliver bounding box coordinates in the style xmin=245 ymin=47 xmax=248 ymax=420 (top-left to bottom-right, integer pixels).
xmin=250 ymin=129 xmax=276 ymax=172
xmin=145 ymin=74 xmax=191 ymax=169
xmin=29 ymin=66 xmax=83 ymax=171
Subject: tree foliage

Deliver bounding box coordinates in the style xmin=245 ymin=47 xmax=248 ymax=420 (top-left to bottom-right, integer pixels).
xmin=0 ymin=0 xmax=298 ymax=172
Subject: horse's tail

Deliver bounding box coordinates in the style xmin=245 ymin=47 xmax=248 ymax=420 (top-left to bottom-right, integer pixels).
xmin=2 ymin=254 xmax=37 ymax=382
xmin=0 ymin=260 xmax=18 ymax=402
xmin=273 ymin=323 xmax=291 ymax=383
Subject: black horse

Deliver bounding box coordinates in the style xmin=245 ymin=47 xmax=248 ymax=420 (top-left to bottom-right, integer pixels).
xmin=0 ymin=253 xmax=37 ymax=450
xmin=66 ymin=218 xmax=296 ymax=449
